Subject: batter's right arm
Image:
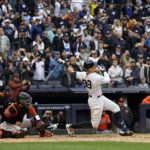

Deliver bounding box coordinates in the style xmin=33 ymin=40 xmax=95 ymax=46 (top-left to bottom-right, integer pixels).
xmin=98 ymin=71 xmax=110 ymax=84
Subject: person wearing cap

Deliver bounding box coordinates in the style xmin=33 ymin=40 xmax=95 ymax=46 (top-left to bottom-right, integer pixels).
xmin=115 ymin=97 xmax=134 ymax=131
xmin=136 ymin=56 xmax=147 ymax=80
xmin=58 ymin=32 xmax=72 ymax=56
xmin=20 ymin=57 xmax=34 ymax=81
xmin=16 ymin=0 xmax=28 ymax=14
xmin=131 ymin=29 xmax=141 ymax=47
xmin=78 ymin=4 xmax=88 ymax=19
xmin=3 ymin=18 xmax=14 ymax=42
xmin=94 ymin=1 xmax=105 ymax=16
xmin=124 ymin=59 xmax=140 ymax=87
xmin=8 ymin=73 xmax=31 ymax=102
xmin=15 ymin=28 xmax=31 ymax=52
xmin=103 ymin=30 xmax=115 ymax=52
xmin=114 ymin=44 xmax=123 ymax=62
xmin=44 ymin=22 xmax=55 ymax=44
xmin=73 ymin=34 xmax=87 ymax=53
xmin=48 ymin=51 xmax=64 ymax=80
xmin=106 ymin=4 xmax=118 ymax=24
xmin=0 ymin=27 xmax=10 ymax=61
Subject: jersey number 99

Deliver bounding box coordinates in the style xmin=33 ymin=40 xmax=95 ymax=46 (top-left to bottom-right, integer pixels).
xmin=82 ymin=80 xmax=92 ymax=89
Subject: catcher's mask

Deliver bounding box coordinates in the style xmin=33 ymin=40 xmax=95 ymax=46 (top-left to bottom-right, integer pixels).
xmin=17 ymin=92 xmax=32 ymax=109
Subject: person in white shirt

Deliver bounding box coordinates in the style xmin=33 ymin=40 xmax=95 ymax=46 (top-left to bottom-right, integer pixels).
xmin=108 ymin=59 xmax=124 ymax=88
xmin=31 ymin=54 xmax=45 ymax=83
xmin=70 ymin=0 xmax=84 ymax=11
xmin=55 ymin=0 xmax=61 ymax=17
xmin=66 ymin=60 xmax=133 ymax=137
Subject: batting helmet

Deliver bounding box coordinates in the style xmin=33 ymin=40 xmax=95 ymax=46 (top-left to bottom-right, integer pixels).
xmin=84 ymin=60 xmax=96 ymax=70
xmin=17 ymin=92 xmax=32 ymax=109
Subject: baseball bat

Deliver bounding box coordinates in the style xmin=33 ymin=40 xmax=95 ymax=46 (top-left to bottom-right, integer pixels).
xmin=44 ymin=63 xmax=60 ymax=82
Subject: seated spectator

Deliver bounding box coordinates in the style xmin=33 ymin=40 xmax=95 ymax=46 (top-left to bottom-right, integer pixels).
xmin=20 ymin=57 xmax=34 ymax=82
xmin=138 ymin=77 xmax=149 ymax=88
xmin=136 ymin=56 xmax=147 ymax=80
xmin=53 ymin=111 xmax=66 ymax=129
xmin=31 ymin=54 xmax=45 ymax=84
xmin=125 ymin=59 xmax=140 ymax=87
xmin=42 ymin=110 xmax=53 ymax=125
xmin=96 ymin=110 xmax=112 ymax=134
xmin=108 ymin=59 xmax=124 ymax=88
xmin=123 ymin=63 xmax=132 ymax=87
xmin=114 ymin=45 xmax=123 ymax=63
xmin=48 ymin=51 xmax=64 ymax=80
xmin=8 ymin=73 xmax=31 ymax=102
xmin=142 ymin=96 xmax=150 ymax=104
xmin=113 ymin=97 xmax=134 ymax=131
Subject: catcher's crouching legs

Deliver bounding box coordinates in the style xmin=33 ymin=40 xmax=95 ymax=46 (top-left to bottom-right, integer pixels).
xmin=31 ymin=119 xmax=53 ymax=137
xmin=0 ymin=129 xmax=26 ymax=138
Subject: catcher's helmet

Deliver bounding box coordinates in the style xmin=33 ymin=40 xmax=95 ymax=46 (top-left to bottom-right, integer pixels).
xmin=84 ymin=60 xmax=96 ymax=70
xmin=17 ymin=92 xmax=32 ymax=109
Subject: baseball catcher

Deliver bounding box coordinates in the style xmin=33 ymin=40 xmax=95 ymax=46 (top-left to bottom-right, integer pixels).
xmin=0 ymin=92 xmax=53 ymax=138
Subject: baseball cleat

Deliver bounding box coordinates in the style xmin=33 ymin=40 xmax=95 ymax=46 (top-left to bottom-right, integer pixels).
xmin=119 ymin=130 xmax=133 ymax=136
xmin=66 ymin=124 xmax=76 ymax=137
xmin=39 ymin=131 xmax=53 ymax=137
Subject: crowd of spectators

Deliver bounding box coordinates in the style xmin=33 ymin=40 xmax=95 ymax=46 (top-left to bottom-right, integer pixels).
xmin=1 ymin=0 xmax=150 ymax=89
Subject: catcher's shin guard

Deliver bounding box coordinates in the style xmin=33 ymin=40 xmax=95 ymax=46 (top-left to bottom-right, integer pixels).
xmin=0 ymin=129 xmax=26 ymax=138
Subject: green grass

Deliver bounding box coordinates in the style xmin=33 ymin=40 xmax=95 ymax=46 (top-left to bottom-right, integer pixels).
xmin=0 ymin=141 xmax=150 ymax=150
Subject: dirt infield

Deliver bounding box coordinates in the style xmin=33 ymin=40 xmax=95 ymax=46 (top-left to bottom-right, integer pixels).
xmin=0 ymin=134 xmax=150 ymax=143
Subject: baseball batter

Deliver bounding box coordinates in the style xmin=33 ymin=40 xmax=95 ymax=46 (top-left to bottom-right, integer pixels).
xmin=66 ymin=60 xmax=133 ymax=136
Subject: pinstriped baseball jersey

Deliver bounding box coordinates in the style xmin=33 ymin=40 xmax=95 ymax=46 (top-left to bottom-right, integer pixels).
xmin=76 ymin=72 xmax=110 ymax=96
